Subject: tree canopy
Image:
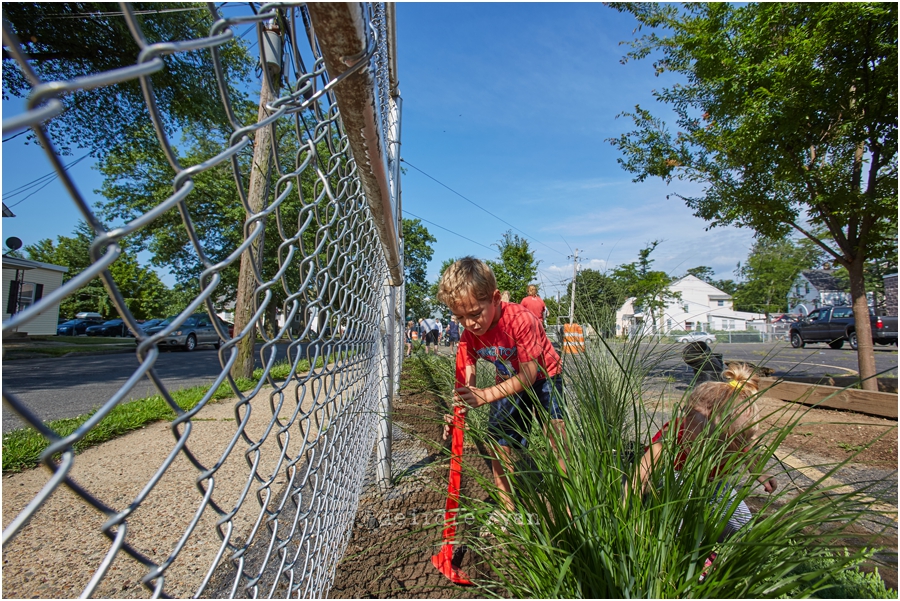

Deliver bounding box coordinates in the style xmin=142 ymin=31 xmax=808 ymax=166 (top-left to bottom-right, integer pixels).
xmin=487 ymin=231 xmax=539 ymax=305
xmin=609 ymin=2 xmax=897 ymax=389
xmin=733 ymin=236 xmax=822 ymax=316
xmin=26 ymin=221 xmax=171 ymax=320
xmin=610 ymin=241 xmax=679 ymax=332
xmin=402 ymin=218 xmax=436 ymax=321
xmin=2 ymin=2 xmax=251 ymax=157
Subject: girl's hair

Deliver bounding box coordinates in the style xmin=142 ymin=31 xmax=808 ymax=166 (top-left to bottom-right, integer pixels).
xmin=527 ymin=284 xmax=538 ymax=296
xmin=688 ymin=363 xmax=760 ymax=451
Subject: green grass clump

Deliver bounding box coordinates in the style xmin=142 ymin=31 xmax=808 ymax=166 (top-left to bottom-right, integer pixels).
xmin=411 ymin=327 xmax=896 ymax=597
xmin=3 ymin=348 xmax=353 ymax=473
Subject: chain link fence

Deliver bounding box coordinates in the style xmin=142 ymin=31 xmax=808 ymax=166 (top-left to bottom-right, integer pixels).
xmin=2 ymin=2 xmax=402 ymax=597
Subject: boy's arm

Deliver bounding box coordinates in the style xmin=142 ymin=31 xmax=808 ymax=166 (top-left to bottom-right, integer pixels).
xmin=455 ymin=359 xmax=539 ymax=410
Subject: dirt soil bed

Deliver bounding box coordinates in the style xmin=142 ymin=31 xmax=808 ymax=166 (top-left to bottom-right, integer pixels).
xmin=330 ymin=384 xmax=496 ymax=599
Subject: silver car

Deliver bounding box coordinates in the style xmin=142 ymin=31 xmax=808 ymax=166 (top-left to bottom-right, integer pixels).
xmin=144 ymin=313 xmax=223 ymax=351
xmin=676 ymin=331 xmax=716 ymax=344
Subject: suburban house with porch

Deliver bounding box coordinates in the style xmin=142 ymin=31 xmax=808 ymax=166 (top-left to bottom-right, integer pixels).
xmin=787 ymin=269 xmax=859 ymax=316
xmin=2 ymin=255 xmax=68 ymax=335
xmin=616 ymin=275 xmax=763 ymax=336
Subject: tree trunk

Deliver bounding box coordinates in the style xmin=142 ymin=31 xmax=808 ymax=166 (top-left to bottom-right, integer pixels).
xmin=231 ymin=68 xmax=281 ymax=380
xmin=848 ymin=256 xmax=878 ymax=391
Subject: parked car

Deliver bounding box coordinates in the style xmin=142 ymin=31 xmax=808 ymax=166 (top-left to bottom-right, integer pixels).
xmin=85 ymin=319 xmax=128 ymax=337
xmin=789 ymin=306 xmax=899 ymax=350
xmin=57 ymin=319 xmax=93 ymax=336
xmin=140 ymin=313 xmax=224 ymax=351
xmin=75 ymin=312 xmax=104 ymax=322
xmin=126 ymin=318 xmax=164 ymax=337
xmin=675 ymin=331 xmax=717 ymax=344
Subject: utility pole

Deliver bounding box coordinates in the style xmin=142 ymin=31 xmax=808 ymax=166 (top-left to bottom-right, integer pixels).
xmin=232 ymin=18 xmax=283 ymax=380
xmin=568 ymin=249 xmax=579 ymax=324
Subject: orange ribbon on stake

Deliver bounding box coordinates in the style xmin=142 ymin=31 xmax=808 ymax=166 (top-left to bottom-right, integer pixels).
xmin=430 ymin=345 xmax=473 ymax=585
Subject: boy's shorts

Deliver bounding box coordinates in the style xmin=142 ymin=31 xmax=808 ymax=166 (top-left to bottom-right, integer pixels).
xmin=487 ymin=375 xmax=564 ymax=447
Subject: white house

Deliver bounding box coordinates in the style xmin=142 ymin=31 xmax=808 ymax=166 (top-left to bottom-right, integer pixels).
xmin=787 ymin=269 xmax=865 ymax=315
xmin=2 ymin=256 xmax=68 ymax=335
xmin=616 ymin=275 xmax=763 ymax=335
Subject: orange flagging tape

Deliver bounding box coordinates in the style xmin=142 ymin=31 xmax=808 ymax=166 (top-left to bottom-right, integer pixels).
xmin=430 ymin=347 xmax=473 ymax=585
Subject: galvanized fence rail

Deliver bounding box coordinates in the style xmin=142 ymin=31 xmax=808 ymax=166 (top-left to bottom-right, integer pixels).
xmin=2 ymin=2 xmax=402 ymax=598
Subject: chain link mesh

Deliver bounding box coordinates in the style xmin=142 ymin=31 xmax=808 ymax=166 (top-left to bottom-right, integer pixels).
xmin=2 ymin=2 xmax=401 ymax=598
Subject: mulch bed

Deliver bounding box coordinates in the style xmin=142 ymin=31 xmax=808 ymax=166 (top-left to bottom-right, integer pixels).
xmin=330 ymin=383 xmax=496 ymax=598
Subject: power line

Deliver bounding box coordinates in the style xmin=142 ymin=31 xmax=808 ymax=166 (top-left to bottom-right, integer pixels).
xmin=5 ymin=154 xmax=90 ymax=209
xmin=400 ymin=158 xmax=566 ymax=258
xmin=402 ymin=210 xmax=495 ymax=253
xmin=35 ymin=7 xmax=208 ymax=19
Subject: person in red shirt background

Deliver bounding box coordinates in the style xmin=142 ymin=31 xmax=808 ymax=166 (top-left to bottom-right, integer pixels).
xmin=520 ymin=284 xmax=547 ymax=327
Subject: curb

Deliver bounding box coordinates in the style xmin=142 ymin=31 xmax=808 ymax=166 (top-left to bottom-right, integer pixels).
xmin=3 ymin=347 xmax=136 ymax=361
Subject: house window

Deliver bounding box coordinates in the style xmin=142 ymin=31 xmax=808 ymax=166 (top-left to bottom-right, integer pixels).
xmin=6 ymin=281 xmax=43 ymax=314
xmin=683 ymin=304 xmax=689 ymax=312
xmin=667 ymin=319 xmax=673 ymax=329
xmin=804 ymin=283 xmax=810 ymax=294
xmin=685 ymin=322 xmax=693 ymax=331
xmin=729 ymin=319 xmax=736 ymax=330
xmin=717 ymin=300 xmax=725 ymax=307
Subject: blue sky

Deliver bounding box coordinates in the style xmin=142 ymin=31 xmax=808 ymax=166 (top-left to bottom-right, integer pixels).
xmin=1 ymin=3 xmax=756 ymax=298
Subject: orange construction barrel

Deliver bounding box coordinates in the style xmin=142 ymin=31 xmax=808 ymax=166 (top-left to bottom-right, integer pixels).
xmin=563 ymin=323 xmax=585 ymax=354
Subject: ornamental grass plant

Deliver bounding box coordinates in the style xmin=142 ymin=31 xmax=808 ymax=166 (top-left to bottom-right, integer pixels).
xmin=412 ymin=329 xmax=896 ymax=598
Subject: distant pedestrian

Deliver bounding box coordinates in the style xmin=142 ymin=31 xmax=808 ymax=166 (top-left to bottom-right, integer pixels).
xmin=520 ymin=284 xmax=547 ymax=326
xmin=448 ymin=315 xmax=460 ymax=354
xmin=419 ymin=317 xmax=440 ymax=354
xmin=405 ymin=320 xmax=415 ymax=357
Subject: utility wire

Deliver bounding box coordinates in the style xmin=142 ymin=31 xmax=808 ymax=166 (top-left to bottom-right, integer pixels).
xmin=401 ymin=158 xmax=567 ymax=258
xmin=35 ymin=7 xmax=208 ymax=19
xmin=402 ymin=210 xmax=494 ymax=253
xmin=5 ymin=154 xmax=90 ymax=208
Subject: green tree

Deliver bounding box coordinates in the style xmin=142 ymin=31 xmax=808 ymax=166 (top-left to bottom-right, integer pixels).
xmin=610 ymin=241 xmax=679 ymax=334
xmin=402 ymin=218 xmax=437 ymax=320
xmin=2 ymin=2 xmax=251 ymax=157
xmin=685 ymin=266 xmax=715 ymax=283
xmin=25 ymin=221 xmax=171 ymax=320
xmin=565 ymin=269 xmax=625 ymax=332
xmin=733 ymin=236 xmax=822 ymax=317
xmin=608 ymin=2 xmax=897 ymax=390
xmin=487 ymin=231 xmax=539 ymax=304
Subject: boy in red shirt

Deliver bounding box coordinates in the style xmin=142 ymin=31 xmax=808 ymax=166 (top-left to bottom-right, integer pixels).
xmin=438 ymin=257 xmax=567 ymax=511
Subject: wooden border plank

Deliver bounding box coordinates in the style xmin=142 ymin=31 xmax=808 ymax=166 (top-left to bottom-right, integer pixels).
xmin=759 ymin=377 xmax=898 ymax=419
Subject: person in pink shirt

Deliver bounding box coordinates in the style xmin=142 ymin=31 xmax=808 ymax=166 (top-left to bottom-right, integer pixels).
xmin=520 ymin=284 xmax=547 ymax=326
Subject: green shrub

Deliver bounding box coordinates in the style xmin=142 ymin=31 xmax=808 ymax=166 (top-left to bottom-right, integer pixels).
xmin=412 ymin=333 xmax=895 ymax=597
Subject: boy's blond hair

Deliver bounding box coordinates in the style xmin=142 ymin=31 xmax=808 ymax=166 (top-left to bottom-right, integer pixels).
xmin=437 ymin=256 xmax=497 ymax=308
xmin=688 ymin=362 xmax=760 ymax=451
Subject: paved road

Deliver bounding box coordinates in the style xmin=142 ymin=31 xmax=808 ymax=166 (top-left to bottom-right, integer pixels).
xmin=2 ymin=341 xmax=326 ymax=433
xmin=3 ymin=340 xmax=895 ymax=434
xmin=654 ymin=340 xmax=898 ymax=379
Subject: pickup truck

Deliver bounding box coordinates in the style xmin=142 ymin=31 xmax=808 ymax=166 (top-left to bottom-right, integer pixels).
xmin=789 ymin=306 xmax=898 ymax=350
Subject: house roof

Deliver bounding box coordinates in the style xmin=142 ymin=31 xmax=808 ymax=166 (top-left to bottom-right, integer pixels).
xmin=2 ymin=203 xmax=15 ymax=218
xmin=670 ymin=274 xmax=732 ymax=299
xmin=1 ymin=255 xmax=68 ymax=273
xmin=801 ymin=270 xmax=845 ymax=292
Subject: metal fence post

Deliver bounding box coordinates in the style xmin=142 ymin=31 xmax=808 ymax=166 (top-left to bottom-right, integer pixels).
xmin=376 ymin=277 xmax=394 ymax=490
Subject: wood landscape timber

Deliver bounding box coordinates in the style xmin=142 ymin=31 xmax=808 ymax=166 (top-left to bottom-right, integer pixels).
xmin=760 ymin=377 xmax=898 ymax=420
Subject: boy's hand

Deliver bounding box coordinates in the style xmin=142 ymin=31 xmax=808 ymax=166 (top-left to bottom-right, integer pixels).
xmin=758 ymin=473 xmax=777 ymax=493
xmin=454 ymin=386 xmax=486 ymax=412
xmin=441 ymin=413 xmax=453 ymax=441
